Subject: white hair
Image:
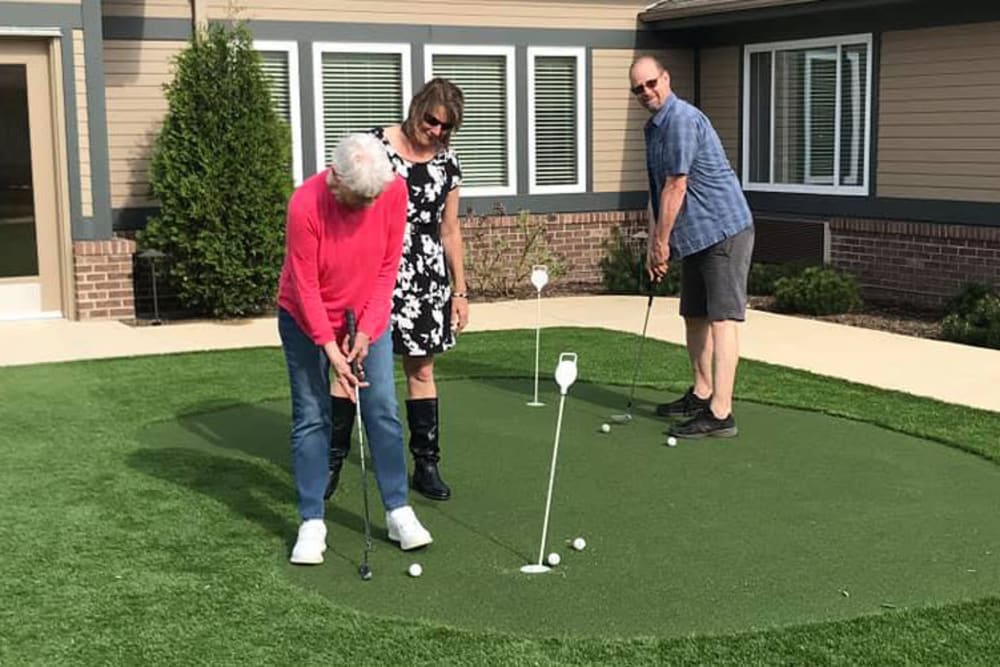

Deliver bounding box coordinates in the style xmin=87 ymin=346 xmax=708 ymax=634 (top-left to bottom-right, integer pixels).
xmin=330 ymin=133 xmax=395 ymax=199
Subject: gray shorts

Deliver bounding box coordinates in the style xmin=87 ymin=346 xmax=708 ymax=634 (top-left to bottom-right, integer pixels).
xmin=679 ymin=226 xmax=755 ymax=322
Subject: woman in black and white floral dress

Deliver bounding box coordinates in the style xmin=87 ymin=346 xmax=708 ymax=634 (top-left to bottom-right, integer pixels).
xmin=325 ymin=78 xmax=467 ymax=504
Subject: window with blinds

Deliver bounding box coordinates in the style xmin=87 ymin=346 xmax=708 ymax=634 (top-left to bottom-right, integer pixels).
xmin=313 ymin=45 xmax=410 ymax=171
xmin=259 ymin=51 xmax=291 ymax=123
xmin=529 ymin=48 xmax=586 ymax=194
xmin=254 ymin=42 xmax=302 ymax=183
xmin=427 ymin=47 xmax=516 ymax=196
xmin=743 ymin=35 xmax=871 ymax=195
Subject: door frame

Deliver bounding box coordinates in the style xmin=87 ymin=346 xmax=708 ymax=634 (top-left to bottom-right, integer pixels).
xmin=0 ymin=30 xmax=74 ymax=320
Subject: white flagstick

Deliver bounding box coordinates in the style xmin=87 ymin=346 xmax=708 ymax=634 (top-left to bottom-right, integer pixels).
xmin=527 ymin=265 xmax=549 ymax=407
xmin=522 ymin=352 xmax=577 ymax=575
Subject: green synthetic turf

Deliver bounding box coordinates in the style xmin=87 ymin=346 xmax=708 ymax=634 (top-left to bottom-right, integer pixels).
xmin=141 ymin=380 xmax=1000 ymax=639
xmin=1 ymin=327 xmax=999 ymax=665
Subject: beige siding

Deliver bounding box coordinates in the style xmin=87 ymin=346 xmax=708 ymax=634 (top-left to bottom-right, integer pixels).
xmin=72 ymin=30 xmax=93 ymax=217
xmin=104 ymin=40 xmax=184 ymax=208
xmin=592 ymin=48 xmax=694 ymax=193
xmin=102 ymin=0 xmax=191 ymax=18
xmin=877 ymin=21 xmax=1000 ymax=203
xmin=207 ymin=0 xmax=645 ymax=29
xmin=698 ymin=45 xmax=739 ymax=171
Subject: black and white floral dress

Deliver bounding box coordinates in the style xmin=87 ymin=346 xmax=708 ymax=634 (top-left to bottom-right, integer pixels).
xmin=371 ymin=127 xmax=463 ymax=356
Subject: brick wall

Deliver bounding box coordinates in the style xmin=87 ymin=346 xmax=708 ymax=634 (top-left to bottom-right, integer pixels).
xmin=463 ymin=208 xmax=647 ymax=294
xmin=72 ymin=238 xmax=137 ymax=320
xmin=829 ymin=218 xmax=1000 ymax=308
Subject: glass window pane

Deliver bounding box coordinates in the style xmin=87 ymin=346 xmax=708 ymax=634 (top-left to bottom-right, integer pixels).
xmin=748 ymin=51 xmax=772 ymax=183
xmin=0 ymin=64 xmax=39 ymax=278
xmin=840 ymin=43 xmax=868 ymax=187
xmin=774 ymin=46 xmax=836 ymax=185
xmin=533 ymin=55 xmax=578 ymax=187
xmin=321 ymin=52 xmax=403 ymax=165
xmin=433 ymin=54 xmax=508 ymax=188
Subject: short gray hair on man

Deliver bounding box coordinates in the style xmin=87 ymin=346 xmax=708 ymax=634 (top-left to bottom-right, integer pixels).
xmin=330 ymin=133 xmax=395 ymax=199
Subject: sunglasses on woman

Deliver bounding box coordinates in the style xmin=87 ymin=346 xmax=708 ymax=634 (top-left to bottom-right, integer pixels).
xmin=423 ymin=113 xmax=455 ymax=131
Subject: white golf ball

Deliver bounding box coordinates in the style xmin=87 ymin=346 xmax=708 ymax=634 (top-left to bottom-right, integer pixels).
xmin=407 ymin=563 xmax=423 ymax=577
xmin=600 ymin=423 xmax=611 ymax=433
xmin=571 ymin=537 xmax=587 ymax=551
xmin=546 ymin=552 xmax=561 ymax=566
xmin=667 ymin=436 xmax=678 ymax=447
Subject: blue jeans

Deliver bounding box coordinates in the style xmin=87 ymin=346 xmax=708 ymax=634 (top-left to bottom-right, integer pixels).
xmin=278 ymin=309 xmax=408 ymax=520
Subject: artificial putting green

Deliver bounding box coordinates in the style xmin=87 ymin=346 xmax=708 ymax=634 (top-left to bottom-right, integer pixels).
xmin=140 ymin=377 xmax=1000 ymax=639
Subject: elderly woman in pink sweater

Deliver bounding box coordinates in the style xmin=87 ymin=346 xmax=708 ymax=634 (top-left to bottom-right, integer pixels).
xmin=277 ymin=133 xmax=432 ymax=565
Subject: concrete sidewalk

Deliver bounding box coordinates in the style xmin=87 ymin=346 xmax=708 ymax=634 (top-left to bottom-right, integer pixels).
xmin=1 ymin=295 xmax=997 ymax=413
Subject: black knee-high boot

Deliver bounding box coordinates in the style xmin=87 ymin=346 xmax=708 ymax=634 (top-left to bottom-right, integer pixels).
xmin=407 ymin=397 xmax=451 ymax=501
xmin=324 ymin=396 xmax=355 ymax=500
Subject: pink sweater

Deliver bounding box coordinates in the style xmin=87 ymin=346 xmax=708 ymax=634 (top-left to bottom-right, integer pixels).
xmin=277 ymin=170 xmax=407 ymax=347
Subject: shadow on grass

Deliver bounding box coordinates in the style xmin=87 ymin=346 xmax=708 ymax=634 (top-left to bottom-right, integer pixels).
xmin=130 ymin=400 xmax=378 ymax=558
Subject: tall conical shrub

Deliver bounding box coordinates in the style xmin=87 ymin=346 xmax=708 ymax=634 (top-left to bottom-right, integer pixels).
xmin=141 ymin=23 xmax=292 ymax=317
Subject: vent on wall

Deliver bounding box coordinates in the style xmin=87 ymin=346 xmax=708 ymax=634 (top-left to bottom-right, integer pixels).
xmin=751 ymin=215 xmax=829 ymax=265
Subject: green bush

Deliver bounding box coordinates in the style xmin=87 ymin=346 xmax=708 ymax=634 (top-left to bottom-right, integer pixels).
xmin=940 ymin=284 xmax=1000 ymax=349
xmin=773 ymin=266 xmax=861 ymax=315
xmin=140 ymin=23 xmax=292 ymax=317
xmin=748 ymin=262 xmax=809 ymax=296
xmin=598 ymin=226 xmax=679 ymax=296
xmin=944 ymin=282 xmax=996 ymax=318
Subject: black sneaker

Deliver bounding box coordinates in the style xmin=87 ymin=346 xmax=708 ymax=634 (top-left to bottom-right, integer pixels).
xmin=655 ymin=387 xmax=711 ymax=418
xmin=667 ymin=407 xmax=738 ymax=439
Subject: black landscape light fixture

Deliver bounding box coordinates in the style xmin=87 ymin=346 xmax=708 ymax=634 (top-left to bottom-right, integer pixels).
xmin=136 ymin=248 xmax=166 ymax=325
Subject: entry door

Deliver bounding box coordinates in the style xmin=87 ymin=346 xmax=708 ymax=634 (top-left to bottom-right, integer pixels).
xmin=0 ymin=39 xmax=63 ymax=319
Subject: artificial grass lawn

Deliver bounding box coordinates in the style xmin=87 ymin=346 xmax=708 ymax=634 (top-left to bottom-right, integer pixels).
xmin=143 ymin=382 xmax=1000 ymax=640
xmin=1 ymin=327 xmax=999 ymax=664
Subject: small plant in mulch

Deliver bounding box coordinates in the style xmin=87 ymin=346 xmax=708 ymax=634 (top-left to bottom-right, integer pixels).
xmin=463 ymin=206 xmax=566 ymax=299
xmin=598 ymin=225 xmax=679 ymax=296
xmin=940 ymin=283 xmax=1000 ymax=350
xmin=773 ymin=266 xmax=862 ymax=316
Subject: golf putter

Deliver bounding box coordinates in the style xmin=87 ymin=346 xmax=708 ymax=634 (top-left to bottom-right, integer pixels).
xmin=612 ymin=240 xmax=655 ymax=424
xmin=611 ymin=292 xmax=654 ymax=424
xmin=345 ymin=309 xmax=374 ymax=581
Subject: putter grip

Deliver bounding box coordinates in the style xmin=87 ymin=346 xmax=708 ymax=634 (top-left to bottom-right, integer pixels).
xmin=344 ymin=309 xmax=359 ymax=376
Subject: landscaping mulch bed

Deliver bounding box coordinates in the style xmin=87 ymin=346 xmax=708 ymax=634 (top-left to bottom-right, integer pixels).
xmin=748 ymin=295 xmax=944 ymax=340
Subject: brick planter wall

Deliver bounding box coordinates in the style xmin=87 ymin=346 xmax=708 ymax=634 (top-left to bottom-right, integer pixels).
xmin=72 ymin=238 xmax=137 ymax=320
xmin=462 ymin=209 xmax=647 ymax=294
xmin=829 ymin=218 xmax=1000 ymax=308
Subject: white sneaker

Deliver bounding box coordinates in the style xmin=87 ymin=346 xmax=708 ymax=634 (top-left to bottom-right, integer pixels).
xmin=290 ymin=519 xmax=327 ymax=565
xmin=386 ymin=505 xmax=433 ymax=550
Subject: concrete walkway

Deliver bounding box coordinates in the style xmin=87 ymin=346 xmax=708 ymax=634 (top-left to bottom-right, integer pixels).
xmin=2 ymin=295 xmax=997 ymax=413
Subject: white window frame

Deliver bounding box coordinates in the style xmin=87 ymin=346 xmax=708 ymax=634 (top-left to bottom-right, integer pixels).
xmin=424 ymin=44 xmax=517 ymax=197
xmin=741 ymin=33 xmax=872 ymax=196
xmin=253 ymin=40 xmax=303 ymax=185
xmin=803 ymin=50 xmax=836 ymax=186
xmin=312 ymin=42 xmax=412 ymax=174
xmin=527 ymin=46 xmax=586 ymax=195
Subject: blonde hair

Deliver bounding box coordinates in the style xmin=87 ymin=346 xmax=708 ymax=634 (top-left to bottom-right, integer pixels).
xmin=402 ymin=78 xmax=464 ymax=148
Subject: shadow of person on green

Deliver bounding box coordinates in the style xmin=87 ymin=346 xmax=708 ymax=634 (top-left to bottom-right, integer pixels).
xmin=131 ymin=400 xmax=375 ymax=563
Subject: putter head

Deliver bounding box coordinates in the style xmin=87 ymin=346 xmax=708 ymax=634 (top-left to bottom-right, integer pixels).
xmin=610 ymin=413 xmax=633 ymax=424
xmin=359 ymin=563 xmax=372 ymax=580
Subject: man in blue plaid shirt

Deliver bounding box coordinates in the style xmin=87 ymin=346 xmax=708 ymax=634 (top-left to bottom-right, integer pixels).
xmin=629 ymin=55 xmax=754 ymax=440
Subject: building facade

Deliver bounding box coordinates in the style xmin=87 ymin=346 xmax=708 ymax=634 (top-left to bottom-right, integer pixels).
xmin=0 ymin=0 xmax=997 ymax=320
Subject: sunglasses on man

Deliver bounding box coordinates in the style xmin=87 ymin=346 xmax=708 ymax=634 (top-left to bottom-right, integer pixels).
xmin=423 ymin=113 xmax=455 ymax=131
xmin=630 ymin=77 xmax=661 ymax=96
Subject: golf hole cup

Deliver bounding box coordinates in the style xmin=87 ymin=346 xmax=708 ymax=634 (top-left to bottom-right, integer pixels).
xmin=530 ymin=265 xmax=549 ymax=292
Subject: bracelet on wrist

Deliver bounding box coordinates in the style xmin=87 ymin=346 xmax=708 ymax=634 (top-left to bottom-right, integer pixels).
xmin=452 ymin=292 xmax=468 ymax=299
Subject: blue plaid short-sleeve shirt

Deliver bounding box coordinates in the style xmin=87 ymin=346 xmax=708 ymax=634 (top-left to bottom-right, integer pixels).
xmin=645 ymin=94 xmax=752 ymax=258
